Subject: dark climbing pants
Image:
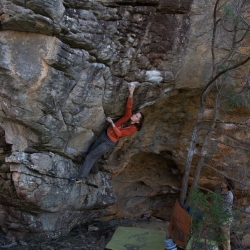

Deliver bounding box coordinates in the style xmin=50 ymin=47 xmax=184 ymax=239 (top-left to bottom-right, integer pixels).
xmin=78 ymin=131 xmax=116 ymax=179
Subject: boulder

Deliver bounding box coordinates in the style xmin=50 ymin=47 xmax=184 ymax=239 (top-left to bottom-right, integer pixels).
xmin=0 ymin=0 xmax=249 ymax=241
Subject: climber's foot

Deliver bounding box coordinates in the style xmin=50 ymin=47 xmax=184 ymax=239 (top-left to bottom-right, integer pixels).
xmin=68 ymin=177 xmax=82 ymax=184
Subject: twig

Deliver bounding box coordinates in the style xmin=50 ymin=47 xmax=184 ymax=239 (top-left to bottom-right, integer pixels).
xmin=0 ymin=243 xmax=17 ymax=249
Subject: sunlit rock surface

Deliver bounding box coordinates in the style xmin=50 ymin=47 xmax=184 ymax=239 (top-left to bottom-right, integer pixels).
xmin=0 ymin=0 xmax=249 ymax=241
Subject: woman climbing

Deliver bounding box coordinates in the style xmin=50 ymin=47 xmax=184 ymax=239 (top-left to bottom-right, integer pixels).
xmin=68 ymin=84 xmax=144 ymax=184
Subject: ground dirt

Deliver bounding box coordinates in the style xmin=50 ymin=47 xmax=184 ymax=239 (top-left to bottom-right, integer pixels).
xmin=0 ymin=217 xmax=246 ymax=249
xmin=0 ymin=217 xmax=169 ymax=250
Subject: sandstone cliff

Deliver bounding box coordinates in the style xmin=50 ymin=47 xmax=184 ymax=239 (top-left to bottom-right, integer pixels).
xmin=0 ymin=0 xmax=249 ymax=241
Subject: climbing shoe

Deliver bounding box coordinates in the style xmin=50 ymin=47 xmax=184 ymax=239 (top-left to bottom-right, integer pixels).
xmin=68 ymin=177 xmax=83 ymax=184
xmin=68 ymin=177 xmax=98 ymax=188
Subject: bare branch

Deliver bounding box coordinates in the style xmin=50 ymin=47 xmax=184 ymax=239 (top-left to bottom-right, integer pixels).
xmin=212 ymin=0 xmax=221 ymax=74
xmin=201 ymin=55 xmax=250 ymax=106
xmin=236 ymin=25 xmax=250 ymax=43
xmin=203 ymin=163 xmax=250 ymax=188
xmin=198 ymin=126 xmax=250 ymax=147
xmin=210 ymin=158 xmax=247 ymax=172
xmin=236 ymin=0 xmax=250 ymax=26
xmin=208 ymin=138 xmax=249 ymax=151
xmin=192 ymin=92 xmax=220 ymax=188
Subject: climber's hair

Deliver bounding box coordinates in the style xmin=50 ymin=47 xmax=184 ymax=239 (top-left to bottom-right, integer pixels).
xmin=122 ymin=112 xmax=144 ymax=131
xmin=224 ymin=177 xmax=235 ymax=191
xmin=135 ymin=112 xmax=144 ymax=131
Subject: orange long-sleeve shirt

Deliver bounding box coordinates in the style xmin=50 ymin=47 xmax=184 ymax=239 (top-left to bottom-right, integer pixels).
xmin=107 ymin=97 xmax=137 ymax=142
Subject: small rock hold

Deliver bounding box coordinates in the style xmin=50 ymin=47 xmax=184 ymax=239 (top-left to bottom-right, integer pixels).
xmin=242 ymin=234 xmax=250 ymax=247
xmin=88 ymin=225 xmax=99 ymax=232
xmin=99 ymin=235 xmax=105 ymax=248
xmin=19 ymin=240 xmax=28 ymax=246
xmin=45 ymin=246 xmax=54 ymax=250
xmin=80 ymin=234 xmax=85 ymax=239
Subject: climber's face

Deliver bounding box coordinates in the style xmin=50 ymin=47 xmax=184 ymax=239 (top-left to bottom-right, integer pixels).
xmin=220 ymin=180 xmax=228 ymax=190
xmin=131 ymin=112 xmax=142 ymax=124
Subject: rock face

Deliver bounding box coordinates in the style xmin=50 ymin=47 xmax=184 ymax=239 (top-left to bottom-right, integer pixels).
xmin=1 ymin=151 xmax=115 ymax=241
xmin=0 ymin=0 xmax=249 ymax=241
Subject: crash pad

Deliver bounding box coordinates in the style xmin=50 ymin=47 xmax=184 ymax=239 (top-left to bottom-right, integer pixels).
xmin=105 ymin=226 xmax=166 ymax=250
xmin=168 ymin=199 xmax=191 ymax=248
